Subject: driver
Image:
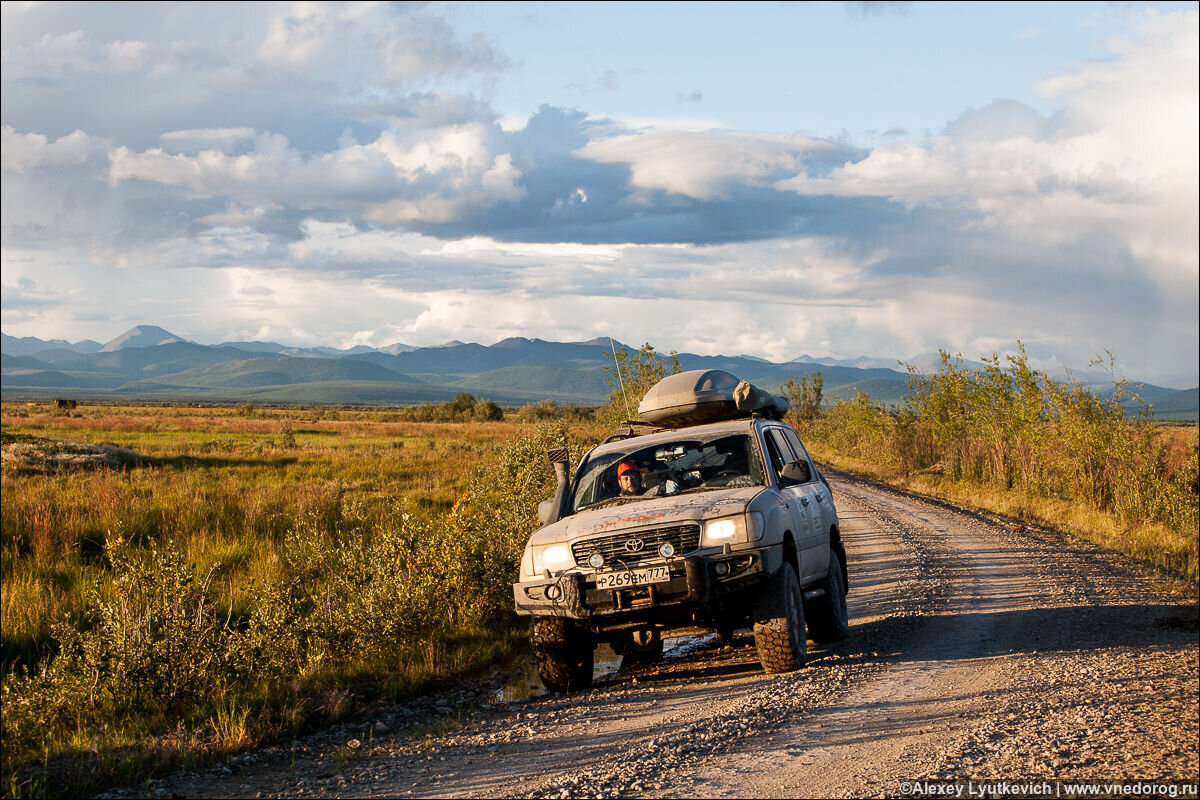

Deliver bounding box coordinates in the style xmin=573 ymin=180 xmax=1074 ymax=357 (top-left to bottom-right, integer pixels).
xmin=617 ymin=461 xmax=643 ymax=495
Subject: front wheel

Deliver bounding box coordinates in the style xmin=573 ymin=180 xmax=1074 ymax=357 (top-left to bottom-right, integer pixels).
xmin=753 ymin=562 xmax=807 ymax=673
xmin=531 ymin=617 xmax=594 ymax=692
xmin=806 ymin=549 xmax=850 ymax=643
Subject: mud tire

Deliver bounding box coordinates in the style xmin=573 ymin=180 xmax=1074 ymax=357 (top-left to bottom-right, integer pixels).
xmin=753 ymin=562 xmax=807 ymax=673
xmin=806 ymin=549 xmax=850 ymax=643
xmin=531 ymin=617 xmax=594 ymax=692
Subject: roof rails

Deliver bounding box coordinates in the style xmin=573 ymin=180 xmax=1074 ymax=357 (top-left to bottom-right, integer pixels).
xmin=600 ymin=420 xmax=664 ymax=444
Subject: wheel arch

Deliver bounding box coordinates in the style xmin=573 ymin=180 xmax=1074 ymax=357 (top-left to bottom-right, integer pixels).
xmin=780 ymin=530 xmax=799 ymax=576
xmin=829 ymin=524 xmax=848 ymax=592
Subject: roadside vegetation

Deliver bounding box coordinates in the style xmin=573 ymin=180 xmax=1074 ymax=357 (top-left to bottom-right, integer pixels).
xmin=1 ymin=401 xmax=601 ymax=797
xmin=784 ymin=346 xmax=1199 ymax=582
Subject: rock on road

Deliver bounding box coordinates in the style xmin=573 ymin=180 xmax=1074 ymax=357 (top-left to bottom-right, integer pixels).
xmin=120 ymin=472 xmax=1199 ymax=799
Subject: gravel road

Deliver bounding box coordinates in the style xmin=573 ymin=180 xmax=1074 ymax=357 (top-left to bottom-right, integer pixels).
xmin=116 ymin=472 xmax=1199 ymax=799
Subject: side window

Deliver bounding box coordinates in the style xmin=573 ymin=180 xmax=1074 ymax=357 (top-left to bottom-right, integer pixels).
xmin=781 ymin=427 xmax=811 ymax=463
xmin=770 ymin=427 xmax=815 ymax=484
xmin=768 ymin=428 xmax=798 ymax=461
xmin=761 ymin=429 xmax=788 ymax=482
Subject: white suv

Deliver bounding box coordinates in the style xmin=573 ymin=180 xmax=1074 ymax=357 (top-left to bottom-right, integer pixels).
xmin=513 ymin=370 xmax=849 ymax=692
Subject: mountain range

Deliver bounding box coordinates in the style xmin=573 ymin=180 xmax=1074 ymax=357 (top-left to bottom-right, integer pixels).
xmin=2 ymin=326 xmax=1196 ymax=420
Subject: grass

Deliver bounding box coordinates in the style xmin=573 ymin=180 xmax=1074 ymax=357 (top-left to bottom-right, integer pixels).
xmin=1 ymin=401 xmax=600 ymax=797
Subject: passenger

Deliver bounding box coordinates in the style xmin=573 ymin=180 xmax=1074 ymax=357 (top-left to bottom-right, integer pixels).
xmin=617 ymin=461 xmax=643 ymax=496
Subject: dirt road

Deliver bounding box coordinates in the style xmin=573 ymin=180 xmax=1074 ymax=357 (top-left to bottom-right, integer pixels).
xmin=120 ymin=473 xmax=1199 ymax=799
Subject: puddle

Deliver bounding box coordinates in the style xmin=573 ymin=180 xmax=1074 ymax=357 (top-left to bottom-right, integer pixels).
xmin=663 ymin=633 xmax=718 ymax=658
xmin=489 ymin=644 xmax=624 ymax=703
xmin=490 ymin=637 xmax=719 ymax=704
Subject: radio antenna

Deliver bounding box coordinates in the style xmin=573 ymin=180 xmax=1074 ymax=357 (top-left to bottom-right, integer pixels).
xmin=609 ymin=337 xmax=633 ymax=419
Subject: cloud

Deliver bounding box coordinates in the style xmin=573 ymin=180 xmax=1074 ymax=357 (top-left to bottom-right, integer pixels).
xmin=577 ymin=130 xmax=854 ymax=200
xmin=104 ymin=39 xmax=148 ymax=71
xmin=1 ymin=125 xmax=108 ymax=173
xmin=844 ymin=2 xmax=912 ymax=18
xmin=107 ymin=119 xmax=527 ymax=224
xmin=777 ymin=10 xmax=1199 ymax=302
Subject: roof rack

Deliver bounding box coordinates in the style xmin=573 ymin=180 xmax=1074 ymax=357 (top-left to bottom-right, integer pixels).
xmin=600 ymin=420 xmax=665 ymax=444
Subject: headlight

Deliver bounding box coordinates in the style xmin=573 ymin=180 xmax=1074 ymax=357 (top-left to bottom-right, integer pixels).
xmin=531 ymin=543 xmax=573 ymax=574
xmin=702 ymin=512 xmax=763 ymax=546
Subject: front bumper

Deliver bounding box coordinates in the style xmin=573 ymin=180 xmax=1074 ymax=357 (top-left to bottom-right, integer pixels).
xmin=513 ymin=546 xmax=779 ymax=621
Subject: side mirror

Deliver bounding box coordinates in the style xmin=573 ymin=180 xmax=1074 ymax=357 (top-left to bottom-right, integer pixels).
xmin=779 ymin=459 xmax=812 ymax=487
xmin=537 ymin=499 xmax=555 ymax=524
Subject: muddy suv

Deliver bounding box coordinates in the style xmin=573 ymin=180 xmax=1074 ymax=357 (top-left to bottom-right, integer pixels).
xmin=513 ymin=370 xmax=849 ymax=692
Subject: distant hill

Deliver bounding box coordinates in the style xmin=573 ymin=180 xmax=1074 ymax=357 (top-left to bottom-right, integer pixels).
xmin=1124 ymin=387 xmax=1200 ymax=421
xmin=2 ymin=326 xmax=1195 ymax=418
xmin=1 ymin=354 xmax=48 ymax=370
xmin=120 ymin=357 xmax=421 ymax=389
xmin=99 ymin=325 xmax=188 ymax=352
xmin=823 ymin=377 xmax=912 ymax=405
xmin=28 ymin=342 xmax=267 ymax=379
xmin=1 ymin=333 xmax=102 ymax=356
xmin=0 ymin=369 xmax=92 ymax=388
xmin=450 ymin=366 xmax=610 ymax=402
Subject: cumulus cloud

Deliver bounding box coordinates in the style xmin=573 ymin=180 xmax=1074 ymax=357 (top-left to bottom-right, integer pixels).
xmin=1 ymin=125 xmax=108 ymax=172
xmin=107 ymin=119 xmax=526 ymax=224
xmin=777 ymin=10 xmax=1199 ymax=300
xmin=579 ymin=130 xmax=848 ymax=200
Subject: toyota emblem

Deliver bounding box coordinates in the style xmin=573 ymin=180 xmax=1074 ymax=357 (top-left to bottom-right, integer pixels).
xmin=624 ymin=538 xmax=645 ymax=553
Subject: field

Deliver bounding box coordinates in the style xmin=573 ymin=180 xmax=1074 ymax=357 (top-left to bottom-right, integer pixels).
xmin=1 ymin=401 xmax=602 ymax=796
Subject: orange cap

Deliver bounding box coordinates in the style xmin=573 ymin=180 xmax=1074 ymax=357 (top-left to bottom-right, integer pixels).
xmin=617 ymin=461 xmax=640 ymax=476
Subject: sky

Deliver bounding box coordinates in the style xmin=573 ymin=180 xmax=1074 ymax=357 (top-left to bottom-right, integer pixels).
xmin=2 ymin=1 xmax=1197 ymax=386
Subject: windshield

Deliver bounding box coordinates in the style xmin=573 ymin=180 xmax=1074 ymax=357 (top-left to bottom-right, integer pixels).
xmin=572 ymin=433 xmax=764 ymax=512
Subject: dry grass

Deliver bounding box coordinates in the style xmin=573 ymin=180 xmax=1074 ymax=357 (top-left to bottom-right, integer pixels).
xmin=0 ymin=401 xmax=596 ymax=797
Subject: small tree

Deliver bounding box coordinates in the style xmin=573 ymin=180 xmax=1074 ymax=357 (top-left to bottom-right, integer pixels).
xmin=783 ymin=372 xmax=824 ymax=431
xmin=472 ymin=400 xmax=504 ymax=422
xmin=602 ymin=342 xmax=680 ymax=426
xmin=449 ymin=393 xmax=478 ymax=421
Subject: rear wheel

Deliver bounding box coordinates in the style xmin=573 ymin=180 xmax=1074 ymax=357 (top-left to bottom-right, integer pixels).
xmin=753 ymin=562 xmax=806 ymax=673
xmin=806 ymin=549 xmax=850 ymax=643
xmin=531 ymin=617 xmax=594 ymax=692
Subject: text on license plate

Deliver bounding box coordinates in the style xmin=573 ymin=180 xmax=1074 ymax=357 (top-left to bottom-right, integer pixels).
xmin=594 ymin=566 xmax=671 ymax=590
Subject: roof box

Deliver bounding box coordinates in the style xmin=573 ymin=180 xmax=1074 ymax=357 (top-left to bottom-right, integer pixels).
xmin=637 ymin=369 xmax=790 ymax=427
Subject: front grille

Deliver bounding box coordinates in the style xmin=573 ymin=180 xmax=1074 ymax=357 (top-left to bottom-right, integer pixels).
xmin=572 ymin=523 xmax=701 ymax=568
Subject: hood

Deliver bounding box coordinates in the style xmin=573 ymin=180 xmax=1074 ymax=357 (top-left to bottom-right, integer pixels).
xmin=527 ymin=486 xmax=763 ymax=547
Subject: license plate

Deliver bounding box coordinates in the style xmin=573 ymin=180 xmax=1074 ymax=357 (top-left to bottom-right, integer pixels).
xmin=593 ymin=566 xmax=671 ymax=590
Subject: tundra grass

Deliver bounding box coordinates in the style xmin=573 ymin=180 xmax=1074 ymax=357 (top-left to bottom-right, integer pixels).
xmin=1 ymin=402 xmax=597 ymax=798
